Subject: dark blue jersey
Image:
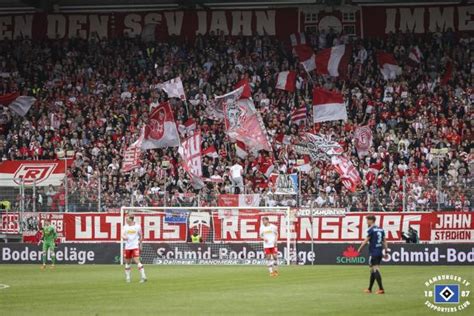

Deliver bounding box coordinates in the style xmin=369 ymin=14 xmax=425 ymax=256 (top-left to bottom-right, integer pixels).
xmin=367 ymin=225 xmax=385 ymax=257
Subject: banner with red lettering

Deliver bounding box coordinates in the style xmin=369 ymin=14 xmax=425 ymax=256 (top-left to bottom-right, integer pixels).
xmin=217 ymin=194 xmax=261 ymax=207
xmin=0 ymin=160 xmax=69 ymax=186
xmin=1 ymin=211 xmax=472 ymax=243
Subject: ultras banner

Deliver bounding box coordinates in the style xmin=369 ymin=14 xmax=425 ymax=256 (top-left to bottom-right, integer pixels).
xmin=0 ymin=10 xmax=298 ymax=41
xmin=1 ymin=211 xmax=472 ymax=243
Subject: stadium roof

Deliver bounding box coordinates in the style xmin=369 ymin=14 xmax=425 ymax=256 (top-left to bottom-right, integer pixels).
xmin=1 ymin=0 xmax=467 ymax=14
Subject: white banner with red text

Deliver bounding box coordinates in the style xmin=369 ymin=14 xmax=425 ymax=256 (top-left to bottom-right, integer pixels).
xmin=1 ymin=211 xmax=472 ymax=243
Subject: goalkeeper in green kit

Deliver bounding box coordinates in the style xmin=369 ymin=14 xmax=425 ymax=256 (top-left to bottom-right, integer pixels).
xmin=38 ymin=219 xmax=57 ymax=269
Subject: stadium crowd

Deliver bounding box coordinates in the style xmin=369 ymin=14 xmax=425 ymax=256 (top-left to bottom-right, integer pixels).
xmin=0 ymin=28 xmax=472 ymax=212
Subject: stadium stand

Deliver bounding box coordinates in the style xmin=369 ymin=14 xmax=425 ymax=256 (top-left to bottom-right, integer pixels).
xmin=0 ymin=27 xmax=471 ymax=212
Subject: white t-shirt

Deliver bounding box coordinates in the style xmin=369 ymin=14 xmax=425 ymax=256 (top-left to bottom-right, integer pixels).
xmin=230 ymin=164 xmax=243 ymax=179
xmin=123 ymin=223 xmax=141 ymax=250
xmin=259 ymin=223 xmax=278 ymax=248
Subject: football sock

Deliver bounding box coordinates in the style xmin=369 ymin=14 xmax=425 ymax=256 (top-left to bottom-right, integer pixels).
xmin=267 ymin=260 xmax=273 ymax=273
xmin=138 ymin=263 xmax=146 ymax=279
xmin=125 ymin=264 xmax=131 ymax=279
xmin=369 ymin=271 xmax=376 ymax=291
xmin=273 ymin=259 xmax=278 ymax=270
xmin=374 ymin=270 xmax=384 ymax=290
xmin=51 ymin=254 xmax=56 ymax=265
xmin=42 ymin=253 xmax=46 ymax=265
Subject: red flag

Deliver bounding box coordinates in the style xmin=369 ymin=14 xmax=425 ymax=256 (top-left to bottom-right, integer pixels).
xmin=0 ymin=92 xmax=36 ymax=116
xmin=408 ymin=46 xmax=422 ymax=64
xmin=275 ymin=71 xmax=296 ymax=92
xmin=440 ymin=62 xmax=452 ymax=86
xmin=354 ymin=126 xmax=373 ymax=158
xmin=224 ymin=98 xmax=271 ymax=152
xmin=202 ymin=145 xmax=219 ymax=158
xmin=376 ymin=51 xmax=401 ymax=80
xmin=122 ymin=131 xmax=143 ymax=173
xmin=0 ymin=92 xmax=20 ymax=105
xmin=291 ymin=105 xmax=307 ymax=125
xmin=312 ymin=88 xmax=347 ymax=123
xmin=235 ymin=79 xmax=252 ymax=99
xmin=235 ymin=141 xmax=248 ymax=159
xmin=178 ymin=131 xmax=204 ymax=189
xmin=331 ymin=156 xmax=361 ymax=192
xmin=316 ymin=44 xmax=352 ymax=77
xmin=141 ymin=101 xmax=180 ymax=150
xmin=294 ymin=44 xmax=316 ymax=72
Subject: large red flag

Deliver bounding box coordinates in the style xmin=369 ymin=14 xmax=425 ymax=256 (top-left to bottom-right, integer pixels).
xmin=275 ymin=71 xmax=296 ymax=92
xmin=376 ymin=51 xmax=401 ymax=80
xmin=178 ymin=131 xmax=204 ymax=189
xmin=294 ymin=44 xmax=316 ymax=72
xmin=122 ymin=130 xmax=144 ymax=173
xmin=141 ymin=101 xmax=180 ymax=150
xmin=354 ymin=126 xmax=373 ymax=158
xmin=235 ymin=78 xmax=252 ymax=99
xmin=224 ymin=98 xmax=271 ymax=152
xmin=331 ymin=156 xmax=361 ymax=192
xmin=316 ymin=44 xmax=352 ymax=78
xmin=313 ymin=88 xmax=347 ymax=123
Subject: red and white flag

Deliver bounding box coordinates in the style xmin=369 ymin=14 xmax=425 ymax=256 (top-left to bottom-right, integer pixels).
xmin=224 ymin=98 xmax=271 ymax=153
xmin=141 ymin=101 xmax=180 ymax=150
xmin=275 ymin=71 xmax=296 ymax=92
xmin=275 ymin=133 xmax=292 ymax=145
xmin=290 ymin=32 xmax=306 ymax=47
xmin=316 ymin=44 xmax=352 ymax=77
xmin=178 ymin=118 xmax=197 ymax=136
xmin=178 ymin=131 xmax=204 ymax=189
xmin=157 ymin=77 xmax=186 ymax=100
xmin=331 ymin=156 xmax=361 ymax=192
xmin=408 ymin=46 xmax=422 ymax=64
xmin=121 ymin=132 xmax=143 ymax=173
xmin=376 ymin=51 xmax=401 ymax=80
xmin=295 ymin=156 xmax=311 ymax=173
xmin=202 ymin=145 xmax=219 ymax=158
xmin=312 ymin=88 xmax=347 ymax=123
xmin=291 ymin=105 xmax=307 ymax=125
xmin=0 ymin=160 xmax=68 ymax=187
xmin=0 ymin=92 xmax=36 ymax=116
xmin=294 ymin=44 xmax=316 ymax=72
xmin=354 ymin=125 xmax=373 ymax=158
xmin=235 ymin=78 xmax=252 ymax=99
xmin=210 ymin=86 xmax=244 ymax=121
xmin=235 ymin=141 xmax=248 ymax=159
xmin=238 ymin=194 xmax=261 ymax=207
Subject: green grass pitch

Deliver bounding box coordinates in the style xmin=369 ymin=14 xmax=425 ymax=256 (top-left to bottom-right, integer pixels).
xmin=0 ymin=265 xmax=472 ymax=316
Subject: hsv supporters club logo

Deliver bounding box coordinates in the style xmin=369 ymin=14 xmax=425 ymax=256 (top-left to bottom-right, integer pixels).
xmin=13 ymin=163 xmax=58 ymax=185
xmin=424 ymin=275 xmax=471 ymax=313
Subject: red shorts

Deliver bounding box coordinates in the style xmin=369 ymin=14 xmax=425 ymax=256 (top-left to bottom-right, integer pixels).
xmin=123 ymin=248 xmax=140 ymax=259
xmin=264 ymin=247 xmax=278 ymax=255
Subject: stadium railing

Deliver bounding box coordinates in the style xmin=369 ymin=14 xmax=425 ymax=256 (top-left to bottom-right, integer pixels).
xmin=0 ymin=174 xmax=471 ymax=214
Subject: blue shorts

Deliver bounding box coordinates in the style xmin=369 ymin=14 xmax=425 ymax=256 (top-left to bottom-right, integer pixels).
xmin=369 ymin=255 xmax=382 ymax=266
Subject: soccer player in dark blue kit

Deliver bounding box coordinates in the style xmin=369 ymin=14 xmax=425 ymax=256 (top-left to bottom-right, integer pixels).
xmin=357 ymin=215 xmax=388 ymax=294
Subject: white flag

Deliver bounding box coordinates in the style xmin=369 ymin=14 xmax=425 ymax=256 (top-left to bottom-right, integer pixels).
xmin=158 ymin=77 xmax=186 ymax=100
